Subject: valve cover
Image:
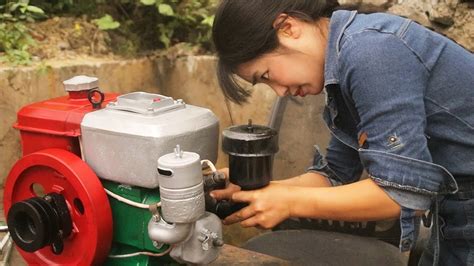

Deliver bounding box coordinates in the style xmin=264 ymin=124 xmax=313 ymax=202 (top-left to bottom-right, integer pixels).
xmin=80 ymin=92 xmax=219 ymax=188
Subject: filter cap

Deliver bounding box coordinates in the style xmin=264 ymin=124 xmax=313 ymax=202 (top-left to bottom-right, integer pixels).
xmin=222 ymin=120 xmax=278 ymax=157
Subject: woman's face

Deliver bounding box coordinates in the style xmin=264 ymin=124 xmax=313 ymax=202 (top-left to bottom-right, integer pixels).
xmin=236 ymin=16 xmax=329 ymax=97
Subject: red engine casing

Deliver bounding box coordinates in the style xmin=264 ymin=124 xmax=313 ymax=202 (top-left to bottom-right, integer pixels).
xmin=5 ymin=89 xmax=118 ymax=265
xmin=15 ymin=90 xmax=118 ymax=156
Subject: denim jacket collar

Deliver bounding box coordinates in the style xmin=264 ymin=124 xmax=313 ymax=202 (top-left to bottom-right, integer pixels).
xmin=324 ymin=10 xmax=357 ymax=87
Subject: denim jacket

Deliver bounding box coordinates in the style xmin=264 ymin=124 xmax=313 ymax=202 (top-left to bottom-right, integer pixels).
xmin=308 ymin=10 xmax=474 ymax=252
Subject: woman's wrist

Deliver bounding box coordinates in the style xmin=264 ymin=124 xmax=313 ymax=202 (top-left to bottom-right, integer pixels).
xmin=285 ymin=186 xmax=308 ymax=218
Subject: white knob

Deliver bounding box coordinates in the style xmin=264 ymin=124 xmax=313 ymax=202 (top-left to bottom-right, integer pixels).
xmin=63 ymin=75 xmax=98 ymax=92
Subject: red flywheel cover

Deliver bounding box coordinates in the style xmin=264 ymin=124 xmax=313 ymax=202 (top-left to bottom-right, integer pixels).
xmin=4 ymin=149 xmax=113 ymax=265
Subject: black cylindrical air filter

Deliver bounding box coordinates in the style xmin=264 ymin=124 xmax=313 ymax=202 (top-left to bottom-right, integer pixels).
xmin=222 ymin=120 xmax=279 ymax=190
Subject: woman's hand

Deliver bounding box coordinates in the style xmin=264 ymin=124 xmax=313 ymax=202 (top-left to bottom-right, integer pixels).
xmin=209 ymin=182 xmax=241 ymax=201
xmin=222 ymin=183 xmax=294 ymax=229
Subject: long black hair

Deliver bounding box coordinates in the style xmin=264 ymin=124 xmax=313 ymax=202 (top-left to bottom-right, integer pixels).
xmin=212 ymin=0 xmax=340 ymax=104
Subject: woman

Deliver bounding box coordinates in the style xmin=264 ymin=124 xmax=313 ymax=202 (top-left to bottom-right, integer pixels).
xmin=210 ymin=0 xmax=474 ymax=265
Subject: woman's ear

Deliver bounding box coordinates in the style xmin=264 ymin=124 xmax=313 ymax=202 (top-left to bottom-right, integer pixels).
xmin=273 ymin=14 xmax=302 ymax=40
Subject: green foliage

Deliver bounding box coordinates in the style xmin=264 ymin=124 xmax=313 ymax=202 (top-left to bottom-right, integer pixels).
xmin=93 ymin=14 xmax=120 ymax=30
xmin=31 ymin=0 xmax=74 ymax=12
xmin=0 ymin=0 xmax=44 ymax=65
xmin=0 ymin=0 xmax=217 ymax=65
xmin=139 ymin=0 xmax=217 ymax=49
xmin=0 ymin=22 xmax=35 ymax=65
xmin=0 ymin=0 xmax=47 ymax=22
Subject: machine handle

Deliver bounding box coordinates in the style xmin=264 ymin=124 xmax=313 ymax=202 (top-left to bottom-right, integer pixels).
xmin=87 ymin=88 xmax=105 ymax=109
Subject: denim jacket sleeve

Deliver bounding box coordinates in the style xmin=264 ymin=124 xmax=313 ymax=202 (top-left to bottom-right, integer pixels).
xmin=307 ymin=136 xmax=363 ymax=186
xmin=338 ymin=30 xmax=458 ymax=211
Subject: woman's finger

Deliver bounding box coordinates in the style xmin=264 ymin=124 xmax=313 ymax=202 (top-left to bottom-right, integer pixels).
xmin=240 ymin=216 xmax=260 ymax=228
xmin=231 ymin=190 xmax=255 ymax=203
xmin=210 ymin=183 xmax=241 ymax=200
xmin=223 ymin=205 xmax=255 ymax=225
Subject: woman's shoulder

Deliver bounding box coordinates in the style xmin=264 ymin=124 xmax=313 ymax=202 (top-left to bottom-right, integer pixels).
xmin=343 ymin=11 xmax=410 ymax=37
xmin=338 ymin=11 xmax=470 ymax=73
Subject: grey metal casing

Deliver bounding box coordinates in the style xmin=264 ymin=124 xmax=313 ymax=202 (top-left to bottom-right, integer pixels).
xmin=170 ymin=212 xmax=223 ymax=265
xmin=80 ymin=92 xmax=219 ymax=188
xmin=158 ymin=149 xmax=205 ymax=223
xmin=158 ymin=150 xmax=202 ymax=189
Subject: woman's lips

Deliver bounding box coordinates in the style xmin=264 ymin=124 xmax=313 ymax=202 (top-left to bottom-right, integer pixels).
xmin=299 ymin=89 xmax=305 ymax=97
xmin=296 ymin=87 xmax=307 ymax=97
xmin=291 ymin=87 xmax=307 ymax=97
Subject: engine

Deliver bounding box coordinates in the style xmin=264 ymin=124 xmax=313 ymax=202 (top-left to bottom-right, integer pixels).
xmin=3 ymin=75 xmax=223 ymax=265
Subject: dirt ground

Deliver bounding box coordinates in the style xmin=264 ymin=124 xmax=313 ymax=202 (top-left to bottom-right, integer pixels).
xmin=0 ymin=16 xmax=118 ymax=68
xmin=28 ymin=16 xmax=114 ymax=60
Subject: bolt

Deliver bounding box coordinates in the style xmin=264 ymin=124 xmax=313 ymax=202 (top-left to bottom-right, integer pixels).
xmin=198 ymin=235 xmax=207 ymax=242
xmin=247 ymin=119 xmax=254 ymax=132
xmin=174 ymin=145 xmax=183 ymax=158
xmin=213 ymin=238 xmax=224 ymax=247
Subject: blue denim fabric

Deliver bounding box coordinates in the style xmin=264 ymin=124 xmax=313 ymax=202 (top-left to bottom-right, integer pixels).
xmin=308 ymin=10 xmax=474 ymax=262
xmin=419 ymin=196 xmax=474 ymax=265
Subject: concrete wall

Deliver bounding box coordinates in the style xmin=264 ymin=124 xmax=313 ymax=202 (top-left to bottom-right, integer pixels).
xmin=0 ymin=58 xmax=163 ymax=184
xmin=0 ymin=56 xmax=330 ymax=186
xmin=153 ymin=56 xmax=330 ymax=180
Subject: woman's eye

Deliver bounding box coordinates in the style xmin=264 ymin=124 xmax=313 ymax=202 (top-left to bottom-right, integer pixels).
xmin=261 ymin=72 xmax=269 ymax=81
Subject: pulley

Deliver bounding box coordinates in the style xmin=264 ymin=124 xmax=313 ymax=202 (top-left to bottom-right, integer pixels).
xmin=7 ymin=192 xmax=72 ymax=254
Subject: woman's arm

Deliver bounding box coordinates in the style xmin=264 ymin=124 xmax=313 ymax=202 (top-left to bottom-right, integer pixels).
xmin=272 ymin=172 xmax=332 ymax=187
xmin=224 ymin=178 xmax=402 ymax=228
xmin=289 ymin=178 xmax=400 ymax=221
xmin=211 ymin=169 xmax=332 ymax=201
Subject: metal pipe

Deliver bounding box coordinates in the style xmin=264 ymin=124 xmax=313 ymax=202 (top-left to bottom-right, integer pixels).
xmin=267 ymin=96 xmax=288 ymax=131
xmin=148 ymin=216 xmax=193 ymax=244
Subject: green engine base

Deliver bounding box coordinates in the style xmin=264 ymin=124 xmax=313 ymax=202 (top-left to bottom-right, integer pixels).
xmin=101 ymin=180 xmax=178 ymax=266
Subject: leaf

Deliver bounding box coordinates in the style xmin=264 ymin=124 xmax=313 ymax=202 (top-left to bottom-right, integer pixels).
xmin=26 ymin=6 xmax=45 ymax=14
xmin=93 ymin=14 xmax=120 ymax=30
xmin=158 ymin=4 xmax=174 ymax=16
xmin=158 ymin=24 xmax=172 ymax=48
xmin=9 ymin=3 xmax=22 ymax=12
xmin=201 ymin=15 xmax=214 ymax=26
xmin=140 ymin=0 xmax=156 ymax=5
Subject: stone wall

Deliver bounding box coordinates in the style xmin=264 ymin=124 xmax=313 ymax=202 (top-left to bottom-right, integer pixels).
xmin=340 ymin=0 xmax=474 ymax=51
